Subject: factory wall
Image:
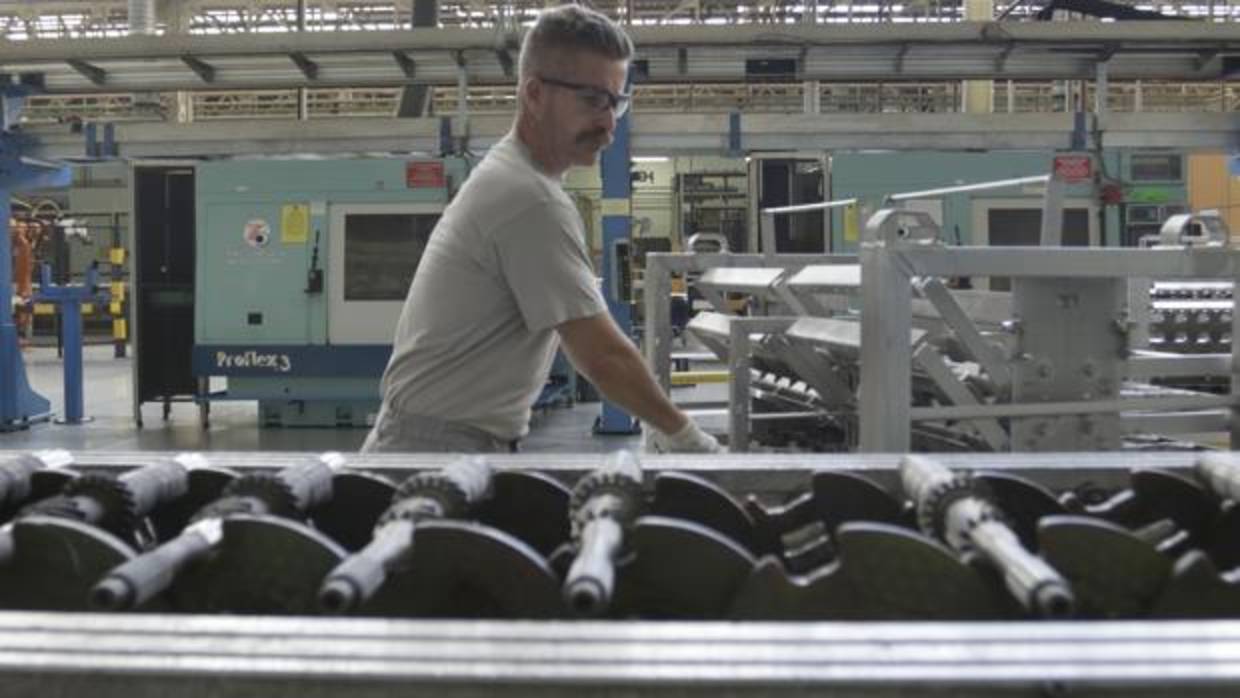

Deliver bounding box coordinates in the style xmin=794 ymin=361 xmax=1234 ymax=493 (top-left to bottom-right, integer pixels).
xmin=1188 ymin=154 xmax=1240 ymax=237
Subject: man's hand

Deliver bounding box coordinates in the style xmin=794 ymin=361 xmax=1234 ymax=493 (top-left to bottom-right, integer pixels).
xmin=648 ymin=419 xmax=723 ymax=454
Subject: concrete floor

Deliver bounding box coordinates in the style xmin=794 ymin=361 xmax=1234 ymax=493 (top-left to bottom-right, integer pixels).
xmin=1 ymin=344 xmax=653 ymax=454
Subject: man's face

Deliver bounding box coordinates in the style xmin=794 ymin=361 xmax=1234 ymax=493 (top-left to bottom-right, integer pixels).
xmin=534 ymin=52 xmax=628 ymax=169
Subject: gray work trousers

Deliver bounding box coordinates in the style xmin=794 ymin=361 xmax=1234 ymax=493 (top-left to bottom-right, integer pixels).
xmin=361 ymin=404 xmax=520 ymax=454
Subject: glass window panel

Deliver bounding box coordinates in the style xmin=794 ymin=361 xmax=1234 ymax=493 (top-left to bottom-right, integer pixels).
xmin=344 ymin=213 xmax=439 ymax=301
xmin=1130 ymin=154 xmax=1183 ymax=182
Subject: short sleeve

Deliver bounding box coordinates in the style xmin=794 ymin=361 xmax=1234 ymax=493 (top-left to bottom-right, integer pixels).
xmin=495 ymin=201 xmax=607 ymax=332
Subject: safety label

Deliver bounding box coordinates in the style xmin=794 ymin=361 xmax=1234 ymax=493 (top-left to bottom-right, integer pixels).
xmin=406 ymin=161 xmax=446 ymax=188
xmin=281 ymin=204 xmax=310 ymax=244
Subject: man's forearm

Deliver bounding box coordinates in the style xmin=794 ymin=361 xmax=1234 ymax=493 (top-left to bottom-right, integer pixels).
xmin=573 ymin=345 xmax=686 ymax=435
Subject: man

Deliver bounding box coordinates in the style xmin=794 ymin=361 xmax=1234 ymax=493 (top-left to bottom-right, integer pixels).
xmin=362 ymin=4 xmax=720 ymax=454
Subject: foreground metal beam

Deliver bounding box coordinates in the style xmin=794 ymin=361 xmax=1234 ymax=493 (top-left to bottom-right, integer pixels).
xmin=0 ymin=612 xmax=1238 ymax=697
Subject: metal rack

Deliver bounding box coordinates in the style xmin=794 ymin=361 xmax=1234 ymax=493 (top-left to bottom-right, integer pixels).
xmin=644 ymin=174 xmax=1240 ymax=453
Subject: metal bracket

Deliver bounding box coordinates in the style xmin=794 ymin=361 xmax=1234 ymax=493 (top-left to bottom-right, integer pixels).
xmin=66 ymin=59 xmax=106 ymax=86
xmin=289 ymin=53 xmax=319 ymax=81
xmin=180 ymin=55 xmax=216 ymax=84
xmin=864 ymin=208 xmax=942 ymax=246
xmin=495 ymin=49 xmax=514 ymax=78
xmin=727 ymin=111 xmax=742 ymax=158
xmin=393 ymin=51 xmax=417 ymax=79
xmin=894 ymin=44 xmax=910 ymax=74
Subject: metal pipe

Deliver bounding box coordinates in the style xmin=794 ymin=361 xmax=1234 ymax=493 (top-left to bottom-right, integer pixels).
xmin=765 ymin=174 xmax=1050 ymax=219
xmin=888 ymin=174 xmax=1050 ymax=201
xmin=910 ymin=393 xmax=1240 ymax=421
xmin=761 ymin=198 xmax=858 ymax=216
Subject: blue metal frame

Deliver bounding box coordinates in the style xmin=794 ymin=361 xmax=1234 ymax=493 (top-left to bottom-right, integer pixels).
xmin=33 ymin=264 xmax=108 ymax=424
xmin=594 ymin=96 xmax=640 ymax=435
xmin=0 ymin=87 xmax=72 ymax=430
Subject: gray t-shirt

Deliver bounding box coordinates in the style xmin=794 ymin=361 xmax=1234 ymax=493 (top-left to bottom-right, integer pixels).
xmin=377 ymin=132 xmax=607 ymax=439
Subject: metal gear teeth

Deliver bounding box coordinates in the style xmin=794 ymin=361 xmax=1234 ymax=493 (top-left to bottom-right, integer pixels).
xmin=569 ymin=470 xmax=644 ymax=540
xmin=191 ymin=493 xmax=270 ymax=522
xmin=221 ymin=475 xmax=300 ymax=519
xmin=570 ymin=470 xmax=643 ymax=512
xmin=916 ymin=474 xmax=974 ymax=540
xmin=61 ymin=474 xmax=138 ymax=535
xmin=20 ymin=494 xmax=90 ymax=522
xmin=382 ymin=473 xmax=469 ymax=525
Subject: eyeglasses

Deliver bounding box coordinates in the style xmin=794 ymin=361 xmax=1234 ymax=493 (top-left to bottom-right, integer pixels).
xmin=537 ymin=75 xmax=631 ymax=119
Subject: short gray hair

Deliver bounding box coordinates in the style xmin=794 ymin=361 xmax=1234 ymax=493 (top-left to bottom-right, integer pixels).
xmin=517 ymin=4 xmax=633 ymax=84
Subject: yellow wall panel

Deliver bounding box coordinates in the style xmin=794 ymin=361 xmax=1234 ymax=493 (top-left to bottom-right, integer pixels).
xmin=1188 ymin=153 xmax=1240 ymax=236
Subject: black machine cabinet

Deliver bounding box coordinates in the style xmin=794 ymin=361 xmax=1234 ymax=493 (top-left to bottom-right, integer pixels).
xmin=132 ymin=166 xmax=198 ymax=427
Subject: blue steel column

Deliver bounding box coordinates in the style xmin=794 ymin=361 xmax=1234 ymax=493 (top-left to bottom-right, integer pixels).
xmin=0 ymin=88 xmax=64 ymax=430
xmin=58 ymin=296 xmax=84 ymax=422
xmin=0 ymin=209 xmax=53 ymax=427
xmin=593 ymin=101 xmax=639 ymax=435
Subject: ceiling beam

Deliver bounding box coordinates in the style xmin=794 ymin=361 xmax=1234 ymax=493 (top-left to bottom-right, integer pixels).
xmin=2 ymin=22 xmax=1238 ymax=64
xmin=24 ymin=111 xmax=1240 ymax=161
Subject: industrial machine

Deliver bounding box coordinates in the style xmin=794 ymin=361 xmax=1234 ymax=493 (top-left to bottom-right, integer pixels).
xmin=645 ymin=169 xmax=1237 ymax=454
xmin=133 ymin=157 xmax=468 ymax=427
xmin=820 ymin=149 xmax=1189 ymax=256
xmin=0 ymin=448 xmax=1239 ymax=696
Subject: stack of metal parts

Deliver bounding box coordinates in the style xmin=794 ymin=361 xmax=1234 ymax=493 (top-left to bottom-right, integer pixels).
xmin=1148 ymin=281 xmax=1233 ymax=355
xmin=4 ymin=449 xmax=1240 ymax=694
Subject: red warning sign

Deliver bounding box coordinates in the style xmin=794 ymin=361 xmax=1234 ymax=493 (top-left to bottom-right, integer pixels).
xmin=1053 ymin=154 xmax=1093 ymax=183
xmin=406 ymin=161 xmax=446 ymax=189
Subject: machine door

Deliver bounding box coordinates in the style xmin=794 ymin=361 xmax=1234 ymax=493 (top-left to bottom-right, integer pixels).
xmin=328 ymin=203 xmax=441 ymax=344
xmin=133 ymin=166 xmax=197 ymax=405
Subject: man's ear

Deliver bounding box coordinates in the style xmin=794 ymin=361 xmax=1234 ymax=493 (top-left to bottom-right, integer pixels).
xmin=521 ymin=77 xmax=542 ymax=111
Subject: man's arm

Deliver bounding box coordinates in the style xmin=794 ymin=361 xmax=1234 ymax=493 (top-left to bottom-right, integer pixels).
xmin=556 ymin=311 xmax=687 ymax=435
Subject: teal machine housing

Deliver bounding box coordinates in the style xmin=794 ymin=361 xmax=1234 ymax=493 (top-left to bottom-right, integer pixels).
xmin=827 ymin=150 xmax=1188 ymax=254
xmin=192 ymin=157 xmax=467 ymax=427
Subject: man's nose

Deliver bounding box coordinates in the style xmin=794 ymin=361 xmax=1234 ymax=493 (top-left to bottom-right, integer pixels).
xmin=596 ymin=106 xmax=617 ymax=133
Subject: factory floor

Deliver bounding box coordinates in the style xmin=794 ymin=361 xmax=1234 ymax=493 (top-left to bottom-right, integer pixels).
xmin=0 ymin=344 xmax=679 ymax=454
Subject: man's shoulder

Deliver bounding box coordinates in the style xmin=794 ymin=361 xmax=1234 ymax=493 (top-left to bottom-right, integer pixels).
xmin=471 ymin=163 xmax=556 ymax=199
xmin=463 ymin=165 xmax=575 ymax=225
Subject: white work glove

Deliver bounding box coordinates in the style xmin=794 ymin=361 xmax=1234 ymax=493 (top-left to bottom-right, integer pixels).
xmin=648 ymin=419 xmax=724 ymax=454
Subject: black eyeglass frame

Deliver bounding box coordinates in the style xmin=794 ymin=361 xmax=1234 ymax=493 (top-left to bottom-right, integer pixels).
xmin=536 ymin=75 xmax=632 ymax=118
